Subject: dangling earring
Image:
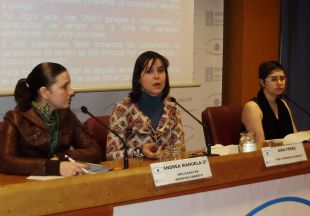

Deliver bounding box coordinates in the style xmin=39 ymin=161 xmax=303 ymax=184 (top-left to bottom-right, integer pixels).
xmin=42 ymin=101 xmax=51 ymax=114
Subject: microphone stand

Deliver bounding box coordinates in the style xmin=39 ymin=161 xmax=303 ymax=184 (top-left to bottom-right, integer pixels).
xmin=81 ymin=106 xmax=129 ymax=169
xmin=170 ymin=97 xmax=219 ymax=157
xmin=283 ymin=94 xmax=310 ymax=117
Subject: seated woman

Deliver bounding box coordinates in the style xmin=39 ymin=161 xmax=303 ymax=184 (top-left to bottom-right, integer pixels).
xmin=106 ymin=51 xmax=184 ymax=160
xmin=242 ymin=61 xmax=297 ymax=142
xmin=0 ymin=62 xmax=102 ymax=176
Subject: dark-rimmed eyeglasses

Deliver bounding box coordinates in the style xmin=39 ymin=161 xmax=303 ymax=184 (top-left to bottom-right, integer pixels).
xmin=266 ymin=76 xmax=287 ymax=83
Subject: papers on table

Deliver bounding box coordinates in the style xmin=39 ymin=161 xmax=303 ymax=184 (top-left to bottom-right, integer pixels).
xmin=27 ymin=163 xmax=112 ymax=180
xmin=266 ymin=131 xmax=310 ymax=146
xmin=210 ymin=144 xmax=239 ymax=156
xmin=86 ymin=163 xmax=112 ymax=173
xmin=283 ymin=131 xmax=310 ymax=145
xmin=27 ymin=176 xmax=64 ymax=180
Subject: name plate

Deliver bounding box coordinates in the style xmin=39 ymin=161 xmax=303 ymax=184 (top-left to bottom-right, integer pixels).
xmin=150 ymin=156 xmax=212 ymax=186
xmin=261 ymin=143 xmax=307 ymax=167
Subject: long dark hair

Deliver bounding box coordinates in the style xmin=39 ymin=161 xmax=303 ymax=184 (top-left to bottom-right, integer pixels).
xmin=129 ymin=51 xmax=170 ymax=102
xmin=14 ymin=62 xmax=67 ymax=111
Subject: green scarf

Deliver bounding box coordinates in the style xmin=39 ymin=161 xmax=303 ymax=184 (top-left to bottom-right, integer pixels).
xmin=32 ymin=101 xmax=60 ymax=156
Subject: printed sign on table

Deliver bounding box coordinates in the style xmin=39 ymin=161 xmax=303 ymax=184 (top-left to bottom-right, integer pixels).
xmin=150 ymin=156 xmax=212 ymax=186
xmin=261 ymin=143 xmax=307 ymax=167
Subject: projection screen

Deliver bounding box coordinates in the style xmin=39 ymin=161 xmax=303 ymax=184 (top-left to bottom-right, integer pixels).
xmin=0 ymin=0 xmax=194 ymax=95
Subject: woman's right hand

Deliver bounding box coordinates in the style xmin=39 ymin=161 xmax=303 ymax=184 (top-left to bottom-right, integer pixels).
xmin=142 ymin=143 xmax=162 ymax=159
xmin=59 ymin=161 xmax=89 ymax=177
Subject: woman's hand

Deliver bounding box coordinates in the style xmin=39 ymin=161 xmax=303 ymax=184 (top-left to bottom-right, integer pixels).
xmin=59 ymin=161 xmax=89 ymax=177
xmin=142 ymin=143 xmax=162 ymax=159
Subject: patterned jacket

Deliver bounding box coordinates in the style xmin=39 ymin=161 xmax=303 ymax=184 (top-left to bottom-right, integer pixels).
xmin=106 ymin=96 xmax=184 ymax=160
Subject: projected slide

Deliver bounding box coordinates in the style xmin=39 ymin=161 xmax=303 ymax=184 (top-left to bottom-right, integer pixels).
xmin=0 ymin=0 xmax=194 ymax=94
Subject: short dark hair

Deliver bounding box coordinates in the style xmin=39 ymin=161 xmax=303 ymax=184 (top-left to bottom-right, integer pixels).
xmin=14 ymin=62 xmax=67 ymax=111
xmin=259 ymin=61 xmax=285 ymax=80
xmin=129 ymin=51 xmax=170 ymax=102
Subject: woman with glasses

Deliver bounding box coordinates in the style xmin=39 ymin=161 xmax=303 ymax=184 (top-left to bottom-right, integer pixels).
xmin=242 ymin=61 xmax=297 ymax=142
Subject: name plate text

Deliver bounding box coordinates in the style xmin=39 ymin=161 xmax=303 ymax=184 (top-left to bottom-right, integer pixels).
xmin=150 ymin=156 xmax=212 ymax=186
xmin=261 ymin=143 xmax=307 ymax=167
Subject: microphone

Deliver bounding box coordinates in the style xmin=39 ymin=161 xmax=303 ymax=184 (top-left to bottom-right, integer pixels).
xmin=80 ymin=106 xmax=129 ymax=169
xmin=282 ymin=94 xmax=310 ymax=117
xmin=170 ymin=97 xmax=219 ymax=157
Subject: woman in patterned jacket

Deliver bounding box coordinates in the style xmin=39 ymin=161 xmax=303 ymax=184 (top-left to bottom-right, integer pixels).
xmin=106 ymin=51 xmax=184 ymax=160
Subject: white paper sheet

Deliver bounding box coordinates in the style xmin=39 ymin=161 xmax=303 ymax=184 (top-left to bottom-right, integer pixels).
xmin=27 ymin=176 xmax=64 ymax=180
xmin=210 ymin=144 xmax=239 ymax=156
xmin=283 ymin=131 xmax=310 ymax=145
xmin=27 ymin=164 xmax=111 ymax=180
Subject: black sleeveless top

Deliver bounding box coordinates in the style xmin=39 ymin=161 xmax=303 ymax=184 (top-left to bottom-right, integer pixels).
xmin=252 ymin=90 xmax=294 ymax=140
xmin=243 ymin=90 xmax=294 ymax=140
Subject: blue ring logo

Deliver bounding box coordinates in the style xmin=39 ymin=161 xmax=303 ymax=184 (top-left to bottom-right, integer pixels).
xmin=247 ymin=196 xmax=310 ymax=215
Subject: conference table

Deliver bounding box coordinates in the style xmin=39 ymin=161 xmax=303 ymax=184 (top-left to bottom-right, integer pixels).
xmin=0 ymin=143 xmax=309 ymax=216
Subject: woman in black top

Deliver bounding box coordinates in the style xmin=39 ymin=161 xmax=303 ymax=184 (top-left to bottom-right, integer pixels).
xmin=242 ymin=61 xmax=296 ymax=142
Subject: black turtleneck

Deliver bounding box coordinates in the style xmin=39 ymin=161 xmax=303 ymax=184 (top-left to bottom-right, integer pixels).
xmin=137 ymin=92 xmax=163 ymax=129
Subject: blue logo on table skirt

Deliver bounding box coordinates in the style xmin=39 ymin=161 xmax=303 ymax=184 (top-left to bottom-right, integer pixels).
xmin=247 ymin=196 xmax=310 ymax=215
